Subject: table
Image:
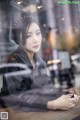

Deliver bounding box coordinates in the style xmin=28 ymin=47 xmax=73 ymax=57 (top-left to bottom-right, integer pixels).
xmin=0 ymin=102 xmax=80 ymax=120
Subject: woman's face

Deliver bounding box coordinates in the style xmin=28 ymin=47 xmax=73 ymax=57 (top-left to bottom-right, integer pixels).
xmin=24 ymin=22 xmax=42 ymax=53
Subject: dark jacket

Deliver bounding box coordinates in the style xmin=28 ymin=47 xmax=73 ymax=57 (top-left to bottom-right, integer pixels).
xmin=0 ymin=46 xmax=63 ymax=112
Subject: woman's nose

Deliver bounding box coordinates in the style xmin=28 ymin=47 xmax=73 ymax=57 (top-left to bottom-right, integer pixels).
xmin=33 ymin=34 xmax=38 ymax=42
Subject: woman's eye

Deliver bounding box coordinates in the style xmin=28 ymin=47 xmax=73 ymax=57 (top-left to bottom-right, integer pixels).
xmin=36 ymin=32 xmax=41 ymax=35
xmin=26 ymin=34 xmax=32 ymax=38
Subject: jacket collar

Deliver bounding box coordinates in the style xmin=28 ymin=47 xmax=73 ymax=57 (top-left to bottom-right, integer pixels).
xmin=17 ymin=46 xmax=46 ymax=69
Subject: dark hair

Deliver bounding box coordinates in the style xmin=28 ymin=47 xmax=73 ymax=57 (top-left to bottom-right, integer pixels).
xmin=12 ymin=13 xmax=41 ymax=45
xmin=21 ymin=16 xmax=39 ymax=45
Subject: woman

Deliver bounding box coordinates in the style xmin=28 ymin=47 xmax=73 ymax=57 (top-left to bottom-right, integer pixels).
xmin=1 ymin=16 xmax=78 ymax=112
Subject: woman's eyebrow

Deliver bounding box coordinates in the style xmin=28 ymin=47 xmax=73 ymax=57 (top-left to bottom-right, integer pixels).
xmin=35 ymin=29 xmax=40 ymax=32
xmin=26 ymin=32 xmax=32 ymax=34
xmin=27 ymin=30 xmax=40 ymax=34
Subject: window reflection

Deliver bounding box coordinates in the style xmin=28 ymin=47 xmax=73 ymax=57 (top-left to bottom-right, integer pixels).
xmin=0 ymin=0 xmax=80 ymax=90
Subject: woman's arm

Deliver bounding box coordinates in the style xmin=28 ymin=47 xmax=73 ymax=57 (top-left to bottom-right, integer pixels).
xmin=1 ymin=90 xmax=78 ymax=111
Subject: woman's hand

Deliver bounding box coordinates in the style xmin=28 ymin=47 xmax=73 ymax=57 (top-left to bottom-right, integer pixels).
xmin=47 ymin=94 xmax=78 ymax=110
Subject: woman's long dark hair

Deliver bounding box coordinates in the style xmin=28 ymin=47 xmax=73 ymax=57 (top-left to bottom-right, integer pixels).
xmin=12 ymin=13 xmax=40 ymax=45
xmin=21 ymin=16 xmax=38 ymax=45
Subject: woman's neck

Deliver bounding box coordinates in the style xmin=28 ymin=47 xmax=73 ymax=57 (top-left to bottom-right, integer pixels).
xmin=25 ymin=49 xmax=35 ymax=68
xmin=25 ymin=49 xmax=34 ymax=60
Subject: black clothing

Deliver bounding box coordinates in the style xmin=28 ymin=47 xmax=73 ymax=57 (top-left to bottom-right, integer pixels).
xmin=0 ymin=46 xmax=63 ymax=112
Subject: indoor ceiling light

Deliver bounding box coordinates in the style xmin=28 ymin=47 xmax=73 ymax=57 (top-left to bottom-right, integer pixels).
xmin=17 ymin=1 xmax=22 ymax=4
xmin=37 ymin=5 xmax=43 ymax=9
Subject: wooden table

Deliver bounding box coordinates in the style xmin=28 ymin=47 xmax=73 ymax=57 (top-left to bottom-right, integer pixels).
xmin=0 ymin=87 xmax=80 ymax=120
xmin=0 ymin=102 xmax=80 ymax=120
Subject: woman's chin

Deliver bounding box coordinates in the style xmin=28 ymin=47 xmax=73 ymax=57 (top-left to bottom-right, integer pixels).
xmin=32 ymin=48 xmax=40 ymax=53
xmin=33 ymin=50 xmax=39 ymax=53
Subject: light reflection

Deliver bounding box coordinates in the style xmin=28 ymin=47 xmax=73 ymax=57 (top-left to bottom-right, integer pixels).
xmin=17 ymin=1 xmax=22 ymax=5
xmin=37 ymin=5 xmax=43 ymax=9
xmin=61 ymin=17 xmax=65 ymax=21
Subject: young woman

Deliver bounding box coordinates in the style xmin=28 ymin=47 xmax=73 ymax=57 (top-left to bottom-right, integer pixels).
xmin=1 ymin=16 xmax=78 ymax=112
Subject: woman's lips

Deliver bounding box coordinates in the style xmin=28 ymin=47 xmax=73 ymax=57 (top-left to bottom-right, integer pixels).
xmin=33 ymin=45 xmax=39 ymax=48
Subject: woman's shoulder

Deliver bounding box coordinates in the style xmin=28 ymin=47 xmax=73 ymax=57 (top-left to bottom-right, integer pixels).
xmin=8 ymin=47 xmax=26 ymax=63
